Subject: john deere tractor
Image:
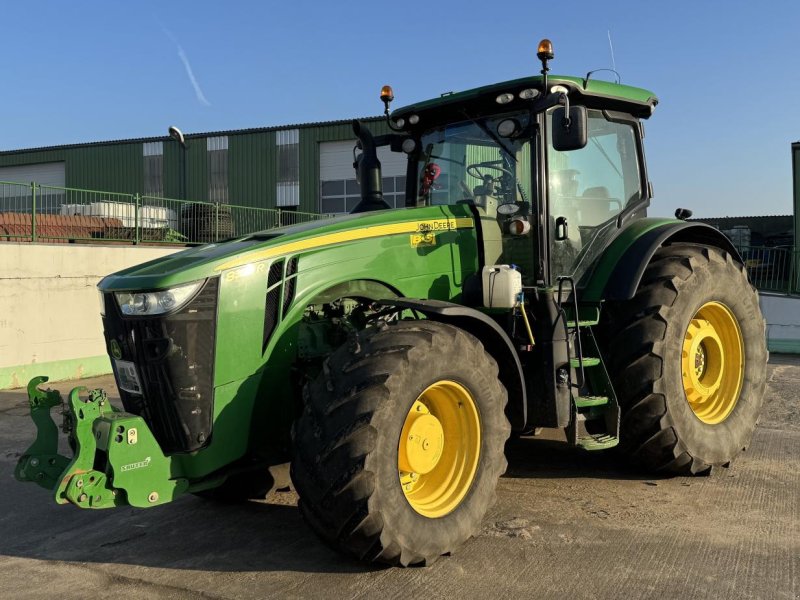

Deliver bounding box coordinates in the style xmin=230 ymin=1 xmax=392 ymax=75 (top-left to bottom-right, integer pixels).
xmin=16 ymin=40 xmax=767 ymax=566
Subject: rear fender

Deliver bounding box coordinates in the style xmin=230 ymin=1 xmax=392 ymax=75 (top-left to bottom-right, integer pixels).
xmin=581 ymin=220 xmax=742 ymax=302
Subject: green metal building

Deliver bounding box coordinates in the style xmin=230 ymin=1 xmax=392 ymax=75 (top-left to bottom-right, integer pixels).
xmin=793 ymin=141 xmax=800 ymax=250
xmin=0 ymin=117 xmax=403 ymax=215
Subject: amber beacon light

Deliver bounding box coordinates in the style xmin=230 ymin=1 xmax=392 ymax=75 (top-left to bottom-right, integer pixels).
xmin=537 ymin=39 xmax=554 ymax=61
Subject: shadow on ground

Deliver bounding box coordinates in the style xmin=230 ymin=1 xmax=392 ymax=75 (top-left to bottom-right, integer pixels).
xmin=0 ymin=430 xmax=667 ymax=576
xmin=0 ymin=474 xmax=381 ymax=574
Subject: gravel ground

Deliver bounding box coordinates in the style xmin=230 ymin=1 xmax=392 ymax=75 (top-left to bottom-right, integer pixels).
xmin=0 ymin=357 xmax=797 ymax=599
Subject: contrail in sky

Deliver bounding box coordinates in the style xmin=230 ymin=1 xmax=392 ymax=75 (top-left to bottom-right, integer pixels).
xmin=160 ymin=25 xmax=211 ymax=107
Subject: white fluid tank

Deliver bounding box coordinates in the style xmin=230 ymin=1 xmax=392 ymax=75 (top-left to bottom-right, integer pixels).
xmin=482 ymin=265 xmax=522 ymax=308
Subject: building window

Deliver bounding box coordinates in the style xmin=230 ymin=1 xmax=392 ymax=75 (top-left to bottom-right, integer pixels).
xmin=143 ymin=141 xmax=163 ymax=197
xmin=207 ymin=136 xmax=229 ymax=203
xmin=320 ymin=176 xmax=406 ymax=214
xmin=276 ymin=129 xmax=299 ymax=207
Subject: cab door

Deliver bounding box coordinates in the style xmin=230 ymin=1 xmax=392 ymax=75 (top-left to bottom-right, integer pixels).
xmin=546 ymin=109 xmax=646 ymax=283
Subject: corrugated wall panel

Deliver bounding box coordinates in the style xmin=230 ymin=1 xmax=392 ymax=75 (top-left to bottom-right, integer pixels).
xmin=793 ymin=142 xmax=799 ymax=251
xmin=65 ymin=143 xmax=143 ymax=193
xmin=229 ymin=131 xmax=276 ymax=208
xmin=162 ymin=140 xmax=182 ymax=199
xmin=0 ymin=149 xmax=66 ymax=167
xmin=0 ymin=144 xmax=142 ymax=193
xmin=186 ymin=140 xmax=209 ymax=202
xmin=0 ymin=117 xmax=387 ymax=210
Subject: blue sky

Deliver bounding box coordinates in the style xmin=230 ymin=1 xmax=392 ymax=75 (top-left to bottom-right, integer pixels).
xmin=2 ymin=1 xmax=799 ymax=217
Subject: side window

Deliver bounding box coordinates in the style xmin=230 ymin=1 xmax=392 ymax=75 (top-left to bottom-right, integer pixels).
xmin=548 ymin=110 xmax=641 ymax=228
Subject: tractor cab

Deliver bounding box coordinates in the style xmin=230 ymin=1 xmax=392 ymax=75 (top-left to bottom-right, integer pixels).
xmin=357 ymin=42 xmax=657 ymax=293
xmin=349 ymin=42 xmax=661 ymax=441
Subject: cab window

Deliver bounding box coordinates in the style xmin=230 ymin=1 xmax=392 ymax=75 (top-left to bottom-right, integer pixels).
xmin=547 ymin=109 xmax=642 ymax=279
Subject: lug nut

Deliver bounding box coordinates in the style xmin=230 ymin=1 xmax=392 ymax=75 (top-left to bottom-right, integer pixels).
xmin=30 ymin=458 xmax=39 ymax=467
xmin=78 ymin=493 xmax=88 ymax=502
xmin=148 ymin=492 xmax=159 ymax=503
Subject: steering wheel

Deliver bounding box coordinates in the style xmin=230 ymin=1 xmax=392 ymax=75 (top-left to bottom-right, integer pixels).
xmin=466 ymin=161 xmax=513 ymax=183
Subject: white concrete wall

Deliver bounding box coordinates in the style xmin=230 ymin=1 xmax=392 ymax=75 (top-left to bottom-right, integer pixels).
xmin=760 ymin=293 xmax=800 ymax=353
xmin=0 ymin=243 xmax=180 ymax=386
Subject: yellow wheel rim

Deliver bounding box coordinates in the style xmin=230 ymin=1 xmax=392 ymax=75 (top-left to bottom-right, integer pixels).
xmin=398 ymin=380 xmax=481 ymax=518
xmin=681 ymin=301 xmax=744 ymax=424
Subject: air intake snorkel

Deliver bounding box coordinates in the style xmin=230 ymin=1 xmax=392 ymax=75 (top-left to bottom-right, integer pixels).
xmin=350 ymin=120 xmax=390 ymax=213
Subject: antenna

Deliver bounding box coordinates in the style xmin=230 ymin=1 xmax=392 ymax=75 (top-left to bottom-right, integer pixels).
xmin=607 ymin=30 xmax=617 ymax=73
xmin=584 ymin=30 xmax=621 ymax=85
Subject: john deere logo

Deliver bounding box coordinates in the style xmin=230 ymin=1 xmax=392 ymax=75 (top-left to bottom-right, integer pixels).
xmin=110 ymin=339 xmax=122 ymax=360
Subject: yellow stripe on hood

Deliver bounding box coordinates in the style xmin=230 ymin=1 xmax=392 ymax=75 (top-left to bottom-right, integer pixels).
xmin=215 ymin=217 xmax=474 ymax=271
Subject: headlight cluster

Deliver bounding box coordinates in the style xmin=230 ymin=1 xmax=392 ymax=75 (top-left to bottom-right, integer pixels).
xmin=115 ymin=281 xmax=204 ymax=316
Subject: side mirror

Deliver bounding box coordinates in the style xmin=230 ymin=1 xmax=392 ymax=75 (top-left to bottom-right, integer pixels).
xmin=551 ymin=105 xmax=587 ymax=151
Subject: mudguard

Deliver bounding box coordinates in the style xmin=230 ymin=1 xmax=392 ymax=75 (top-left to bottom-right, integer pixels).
xmin=581 ymin=219 xmax=741 ymax=302
xmin=377 ymin=298 xmax=527 ymax=430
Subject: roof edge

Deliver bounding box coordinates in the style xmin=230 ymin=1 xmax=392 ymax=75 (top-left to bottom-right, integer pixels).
xmin=0 ymin=116 xmax=384 ymax=156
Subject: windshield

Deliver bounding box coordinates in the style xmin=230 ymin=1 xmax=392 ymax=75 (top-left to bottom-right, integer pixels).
xmin=415 ymin=113 xmax=533 ymax=213
xmin=414 ymin=112 xmax=538 ymax=282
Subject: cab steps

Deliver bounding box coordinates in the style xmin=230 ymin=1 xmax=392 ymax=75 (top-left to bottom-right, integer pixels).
xmin=557 ymin=277 xmax=620 ymax=451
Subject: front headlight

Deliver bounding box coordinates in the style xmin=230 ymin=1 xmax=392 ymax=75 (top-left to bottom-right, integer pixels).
xmin=115 ymin=281 xmax=204 ymax=316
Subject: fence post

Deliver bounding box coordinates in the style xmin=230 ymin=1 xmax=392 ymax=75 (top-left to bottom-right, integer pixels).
xmin=277 ymin=208 xmax=282 ymax=228
xmin=214 ymin=202 xmax=219 ymax=241
xmin=134 ymin=194 xmax=140 ymax=244
xmin=31 ymin=182 xmax=37 ymax=242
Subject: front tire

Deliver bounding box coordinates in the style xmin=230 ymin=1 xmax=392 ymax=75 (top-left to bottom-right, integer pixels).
xmin=602 ymin=245 xmax=767 ymax=474
xmin=291 ymin=320 xmax=510 ymax=566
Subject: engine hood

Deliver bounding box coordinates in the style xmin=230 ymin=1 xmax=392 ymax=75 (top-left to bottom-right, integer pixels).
xmin=98 ymin=204 xmax=475 ymax=292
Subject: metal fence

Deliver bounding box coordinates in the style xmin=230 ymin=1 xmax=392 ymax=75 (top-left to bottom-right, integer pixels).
xmin=738 ymin=245 xmax=800 ymax=295
xmin=0 ymin=181 xmax=327 ymax=245
xmin=2 ymin=182 xmax=798 ymax=294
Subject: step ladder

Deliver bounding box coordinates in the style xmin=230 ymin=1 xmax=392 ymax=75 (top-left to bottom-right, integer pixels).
xmin=556 ymin=277 xmax=620 ymax=451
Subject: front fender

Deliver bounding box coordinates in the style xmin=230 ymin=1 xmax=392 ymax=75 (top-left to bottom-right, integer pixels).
xmin=376 ymin=298 xmax=527 ymax=431
xmin=581 ymin=219 xmax=742 ymax=302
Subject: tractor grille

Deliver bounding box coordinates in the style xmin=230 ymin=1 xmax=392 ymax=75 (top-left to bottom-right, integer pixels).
xmin=262 ymin=260 xmax=284 ymax=352
xmin=102 ymin=278 xmax=219 ymax=454
xmin=261 ymin=256 xmax=299 ymax=353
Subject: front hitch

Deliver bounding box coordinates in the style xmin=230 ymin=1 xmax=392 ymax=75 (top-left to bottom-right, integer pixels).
xmin=15 ymin=376 xmax=189 ymax=509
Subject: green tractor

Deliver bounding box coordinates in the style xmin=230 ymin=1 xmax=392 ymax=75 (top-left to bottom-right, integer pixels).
xmin=16 ymin=40 xmax=767 ymax=566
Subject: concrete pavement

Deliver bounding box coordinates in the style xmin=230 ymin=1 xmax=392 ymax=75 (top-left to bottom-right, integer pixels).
xmin=0 ymin=359 xmax=797 ymax=599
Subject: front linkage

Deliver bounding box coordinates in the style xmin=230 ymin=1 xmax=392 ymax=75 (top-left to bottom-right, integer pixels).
xmin=15 ymin=376 xmax=189 ymax=509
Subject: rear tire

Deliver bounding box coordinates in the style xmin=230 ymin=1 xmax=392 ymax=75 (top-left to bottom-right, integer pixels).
xmin=601 ymin=245 xmax=767 ymax=474
xmin=291 ymin=320 xmax=510 ymax=566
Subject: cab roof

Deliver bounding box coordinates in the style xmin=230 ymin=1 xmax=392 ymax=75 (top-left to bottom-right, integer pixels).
xmin=392 ymin=75 xmax=659 ymax=122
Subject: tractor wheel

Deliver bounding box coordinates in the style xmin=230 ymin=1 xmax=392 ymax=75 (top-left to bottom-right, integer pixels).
xmin=602 ymin=245 xmax=767 ymax=475
xmin=291 ymin=320 xmax=510 ymax=566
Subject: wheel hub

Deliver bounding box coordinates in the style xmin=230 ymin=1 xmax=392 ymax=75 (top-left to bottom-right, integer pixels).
xmin=397 ymin=380 xmax=481 ymax=518
xmin=681 ymin=302 xmax=744 ymax=424
xmin=398 ymin=401 xmax=444 ymax=474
